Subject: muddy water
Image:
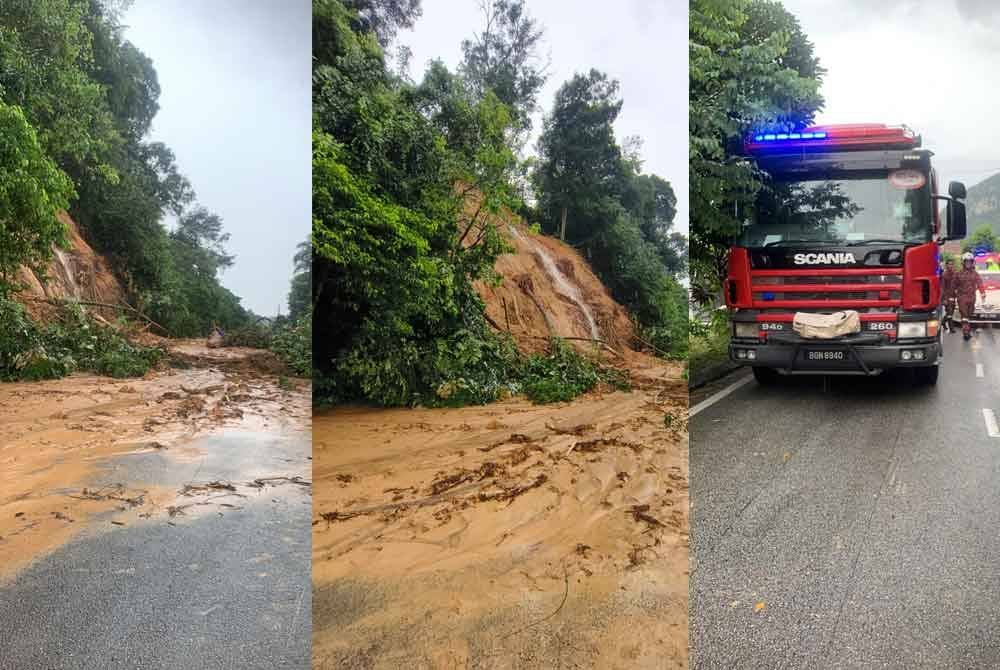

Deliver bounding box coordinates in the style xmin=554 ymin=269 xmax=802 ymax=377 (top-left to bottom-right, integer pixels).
xmin=0 ymin=344 xmax=313 ymax=666
xmin=508 ymin=224 xmax=600 ymax=340
xmin=0 ymin=430 xmax=312 ymax=668
xmin=0 ymin=347 xmax=310 ymax=579
xmin=312 ymin=364 xmax=689 ymax=669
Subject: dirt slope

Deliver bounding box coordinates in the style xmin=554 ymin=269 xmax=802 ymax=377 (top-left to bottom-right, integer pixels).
xmin=473 ymin=220 xmax=636 ymax=355
xmin=15 ymin=212 xmax=124 ymax=320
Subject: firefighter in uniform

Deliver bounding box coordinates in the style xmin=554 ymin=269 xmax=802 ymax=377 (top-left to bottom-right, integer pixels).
xmin=954 ymin=252 xmax=986 ymax=340
xmin=941 ymin=258 xmax=957 ymax=332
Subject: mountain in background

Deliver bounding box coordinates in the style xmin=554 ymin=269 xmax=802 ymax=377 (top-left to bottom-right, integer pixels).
xmin=965 ymin=171 xmax=1000 ymax=234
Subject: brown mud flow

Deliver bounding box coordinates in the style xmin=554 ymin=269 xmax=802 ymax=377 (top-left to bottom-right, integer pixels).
xmin=313 ymin=358 xmax=689 ymax=669
xmin=0 ymin=340 xmax=310 ymax=579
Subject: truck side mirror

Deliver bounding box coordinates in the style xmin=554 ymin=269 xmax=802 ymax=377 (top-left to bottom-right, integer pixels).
xmin=949 ymin=181 xmax=967 ymax=200
xmin=946 ymin=200 xmax=967 ymax=240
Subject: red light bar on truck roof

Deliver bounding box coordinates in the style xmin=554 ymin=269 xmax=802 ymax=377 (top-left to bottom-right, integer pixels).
xmin=745 ymin=123 xmax=921 ymax=153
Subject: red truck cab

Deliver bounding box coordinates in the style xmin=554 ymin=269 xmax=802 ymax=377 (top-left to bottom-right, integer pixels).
xmin=726 ymin=123 xmax=968 ymax=385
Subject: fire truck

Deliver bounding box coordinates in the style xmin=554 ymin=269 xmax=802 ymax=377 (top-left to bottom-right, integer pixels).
xmin=725 ymin=123 xmax=967 ymax=385
xmin=967 ymin=251 xmax=1000 ymax=325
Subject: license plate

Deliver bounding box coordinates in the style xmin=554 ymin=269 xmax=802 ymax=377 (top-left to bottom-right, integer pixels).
xmin=806 ymin=350 xmax=845 ymax=361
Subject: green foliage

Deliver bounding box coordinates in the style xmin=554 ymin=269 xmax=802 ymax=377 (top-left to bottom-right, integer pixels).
xmin=533 ymin=69 xmax=625 ymax=244
xmin=962 ymin=224 xmax=998 ymax=253
xmin=522 ymin=338 xmax=629 ymax=404
xmin=689 ymin=0 xmax=824 ymax=305
xmin=688 ymin=311 xmax=732 ymax=384
xmin=270 ymin=314 xmax=312 ymax=377
xmin=313 ymin=0 xmax=530 ymax=406
xmin=0 ymin=297 xmax=162 ymax=381
xmin=0 ymin=102 xmax=75 ymax=292
xmin=459 ymin=0 xmax=546 ymax=141
xmin=0 ymin=0 xmax=120 ymax=180
xmin=532 ymin=69 xmax=687 ymax=359
xmin=0 ymin=2 xmax=246 ymax=344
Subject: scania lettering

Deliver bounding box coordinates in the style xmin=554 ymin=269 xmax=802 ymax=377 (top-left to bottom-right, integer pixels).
xmin=726 ymin=123 xmax=968 ymax=385
xmin=793 ymin=252 xmax=858 ymax=265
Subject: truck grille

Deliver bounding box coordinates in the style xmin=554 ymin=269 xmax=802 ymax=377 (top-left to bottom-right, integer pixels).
xmin=750 ymin=270 xmax=903 ymax=309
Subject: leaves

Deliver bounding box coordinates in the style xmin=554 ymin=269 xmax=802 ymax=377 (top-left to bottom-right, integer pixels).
xmin=689 ymin=0 xmax=824 ymax=305
xmin=0 ymin=101 xmax=74 ymax=293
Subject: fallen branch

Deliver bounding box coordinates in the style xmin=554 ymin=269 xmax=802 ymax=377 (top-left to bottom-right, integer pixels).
xmin=500 ymin=561 xmax=570 ymax=639
xmin=21 ymin=296 xmax=170 ymax=336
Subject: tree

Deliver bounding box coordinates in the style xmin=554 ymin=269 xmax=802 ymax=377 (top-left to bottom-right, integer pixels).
xmin=459 ymin=0 xmax=547 ymax=141
xmin=0 ymin=102 xmax=75 ymax=293
xmin=689 ymin=0 xmax=824 ymax=305
xmin=533 ymin=69 xmax=625 ymax=243
xmin=288 ymin=238 xmax=311 ymax=320
xmin=343 ymin=0 xmax=420 ymax=47
xmin=962 ymin=224 xmax=998 ymax=253
xmin=622 ymin=173 xmax=686 ymax=275
xmin=0 ymin=0 xmax=120 ymax=182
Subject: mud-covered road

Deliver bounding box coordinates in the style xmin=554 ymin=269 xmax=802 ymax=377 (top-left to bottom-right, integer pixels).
xmin=0 ymin=342 xmax=312 ymax=669
xmin=312 ymin=358 xmax=689 ymax=670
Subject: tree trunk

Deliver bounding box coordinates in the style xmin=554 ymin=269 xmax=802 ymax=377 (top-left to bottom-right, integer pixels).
xmin=559 ymin=206 xmax=568 ymax=241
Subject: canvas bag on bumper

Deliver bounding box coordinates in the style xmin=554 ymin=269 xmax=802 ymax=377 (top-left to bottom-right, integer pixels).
xmin=792 ymin=310 xmax=861 ymax=339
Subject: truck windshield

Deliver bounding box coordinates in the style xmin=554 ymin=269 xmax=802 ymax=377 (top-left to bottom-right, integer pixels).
xmin=738 ymin=169 xmax=932 ymax=247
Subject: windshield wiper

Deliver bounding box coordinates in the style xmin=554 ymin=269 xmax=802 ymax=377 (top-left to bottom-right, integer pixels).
xmin=845 ymin=239 xmax=907 ymax=246
xmin=763 ymin=239 xmax=841 ymax=247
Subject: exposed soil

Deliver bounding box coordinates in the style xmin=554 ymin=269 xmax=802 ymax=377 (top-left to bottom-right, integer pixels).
xmin=312 ymin=358 xmax=689 ymax=669
xmin=15 ymin=212 xmax=125 ymax=322
xmin=472 ymin=217 xmax=636 ymax=355
xmin=0 ymin=340 xmax=310 ymax=579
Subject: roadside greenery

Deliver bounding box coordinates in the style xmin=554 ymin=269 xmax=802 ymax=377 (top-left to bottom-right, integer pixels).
xmin=962 ymin=224 xmax=998 ymax=254
xmin=0 ymin=297 xmax=163 ymax=381
xmin=688 ymin=313 xmax=732 ymax=385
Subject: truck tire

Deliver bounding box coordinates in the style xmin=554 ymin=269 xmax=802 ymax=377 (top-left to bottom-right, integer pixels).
xmin=752 ymin=366 xmax=779 ymax=385
xmin=914 ymin=365 xmax=939 ymax=386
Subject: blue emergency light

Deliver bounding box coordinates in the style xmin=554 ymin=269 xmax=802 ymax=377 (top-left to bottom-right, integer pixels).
xmin=752 ymin=132 xmax=827 ymax=142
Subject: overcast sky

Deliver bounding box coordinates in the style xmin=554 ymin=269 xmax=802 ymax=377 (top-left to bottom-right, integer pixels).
xmin=123 ymin=1 xmax=311 ymax=316
xmin=783 ymin=0 xmax=1000 ymax=192
xmin=400 ymin=0 xmax=688 ymax=234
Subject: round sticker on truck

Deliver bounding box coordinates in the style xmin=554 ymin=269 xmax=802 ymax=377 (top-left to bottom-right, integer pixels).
xmin=888 ymin=169 xmax=926 ymax=190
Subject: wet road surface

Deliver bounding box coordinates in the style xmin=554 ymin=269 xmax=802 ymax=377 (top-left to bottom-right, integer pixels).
xmin=691 ymin=328 xmax=1000 ymax=669
xmin=0 ymin=430 xmax=311 ymax=670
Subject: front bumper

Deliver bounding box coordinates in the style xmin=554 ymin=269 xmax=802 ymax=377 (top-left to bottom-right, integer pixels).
xmin=730 ymin=332 xmax=940 ymax=374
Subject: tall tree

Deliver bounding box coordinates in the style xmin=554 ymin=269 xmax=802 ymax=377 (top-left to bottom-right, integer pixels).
xmin=533 ymin=69 xmax=625 ymax=243
xmin=288 ymin=238 xmax=311 ymax=320
xmin=342 ymin=0 xmax=421 ymax=47
xmin=459 ymin=0 xmax=547 ymax=141
xmin=689 ymin=0 xmax=823 ymax=305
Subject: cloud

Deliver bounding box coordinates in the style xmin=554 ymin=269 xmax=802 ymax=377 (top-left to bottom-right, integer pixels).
xmin=124 ymin=0 xmax=311 ymax=316
xmin=784 ymin=0 xmax=1000 ymax=190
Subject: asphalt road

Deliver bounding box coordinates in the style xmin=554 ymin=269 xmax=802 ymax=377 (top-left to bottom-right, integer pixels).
xmin=691 ymin=328 xmax=1000 ymax=669
xmin=0 ymin=431 xmax=311 ymax=670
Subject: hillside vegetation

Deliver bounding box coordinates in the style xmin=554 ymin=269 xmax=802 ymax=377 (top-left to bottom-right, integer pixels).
xmin=313 ymin=0 xmax=687 ymax=407
xmin=0 ymin=0 xmax=250 ymax=346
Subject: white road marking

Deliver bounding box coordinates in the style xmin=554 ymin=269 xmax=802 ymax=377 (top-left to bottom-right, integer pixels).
xmin=690 ymin=375 xmax=754 ymax=417
xmin=984 ymin=409 xmax=1000 ymax=438
xmin=977 ymin=363 xmax=984 ymax=378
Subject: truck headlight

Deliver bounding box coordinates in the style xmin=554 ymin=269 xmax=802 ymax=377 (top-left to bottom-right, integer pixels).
xmin=897 ymin=322 xmax=927 ymax=338
xmin=733 ymin=322 xmax=758 ymax=338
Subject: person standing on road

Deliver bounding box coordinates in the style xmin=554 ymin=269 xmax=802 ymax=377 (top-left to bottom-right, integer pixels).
xmin=942 ymin=258 xmax=957 ymax=332
xmin=955 ymin=252 xmax=986 ymax=341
